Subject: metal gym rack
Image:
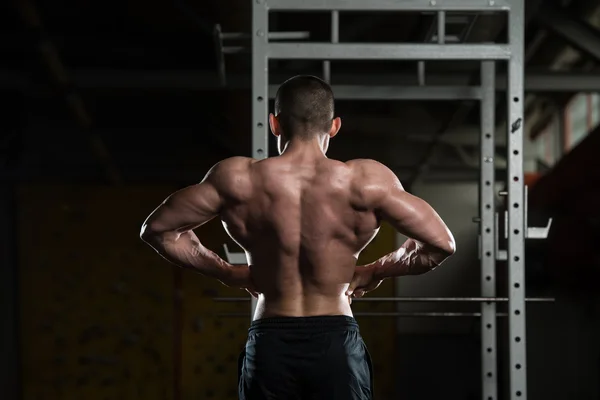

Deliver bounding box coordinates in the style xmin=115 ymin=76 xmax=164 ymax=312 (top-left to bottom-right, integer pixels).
xmin=219 ymin=1 xmax=553 ymax=400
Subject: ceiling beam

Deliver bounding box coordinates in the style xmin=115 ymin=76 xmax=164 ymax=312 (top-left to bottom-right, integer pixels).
xmin=14 ymin=0 xmax=122 ymax=185
xmin=536 ymin=5 xmax=600 ymax=63
xmin=4 ymin=69 xmax=600 ymax=93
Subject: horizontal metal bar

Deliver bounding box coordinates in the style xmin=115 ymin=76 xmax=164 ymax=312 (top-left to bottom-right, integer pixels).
xmin=218 ymin=312 xmax=510 ymax=318
xmin=332 ymin=85 xmax=482 ymax=100
xmin=268 ymin=85 xmax=482 ymax=100
xmin=8 ymin=69 xmax=600 ymax=93
xmin=356 ymin=312 xmax=510 ymax=317
xmin=268 ymin=43 xmax=511 ymax=60
xmin=266 ymin=0 xmax=510 ymax=12
xmin=214 ymin=297 xmax=555 ymax=302
xmin=223 ymin=46 xmax=248 ymax=54
xmin=222 ymin=31 xmax=310 ymax=40
xmin=356 ymin=297 xmax=554 ymax=302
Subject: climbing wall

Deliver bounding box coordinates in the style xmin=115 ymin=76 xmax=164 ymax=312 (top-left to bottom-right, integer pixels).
xmin=180 ymin=219 xmax=249 ymax=400
xmin=18 ymin=185 xmax=176 ymax=400
xmin=18 ymin=184 xmax=397 ymax=400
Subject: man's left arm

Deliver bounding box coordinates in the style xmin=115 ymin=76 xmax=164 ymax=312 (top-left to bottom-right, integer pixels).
xmin=139 ymin=163 xmax=251 ymax=290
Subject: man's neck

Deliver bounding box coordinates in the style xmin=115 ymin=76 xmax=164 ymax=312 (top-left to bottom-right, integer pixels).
xmin=280 ymin=137 xmax=327 ymax=158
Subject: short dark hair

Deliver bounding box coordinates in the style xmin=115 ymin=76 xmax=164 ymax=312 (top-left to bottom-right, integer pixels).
xmin=274 ymin=75 xmax=335 ymax=140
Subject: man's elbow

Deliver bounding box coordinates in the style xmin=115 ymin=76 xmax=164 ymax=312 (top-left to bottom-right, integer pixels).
xmin=435 ymin=236 xmax=456 ymax=264
xmin=140 ymin=222 xmax=161 ymax=244
xmin=140 ymin=221 xmax=180 ymax=246
xmin=443 ymin=237 xmax=456 ymax=257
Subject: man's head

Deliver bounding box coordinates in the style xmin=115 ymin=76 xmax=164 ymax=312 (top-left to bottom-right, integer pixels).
xmin=269 ymin=75 xmax=341 ymax=153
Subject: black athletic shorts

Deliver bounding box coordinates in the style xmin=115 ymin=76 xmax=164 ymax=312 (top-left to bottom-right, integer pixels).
xmin=238 ymin=315 xmax=373 ymax=400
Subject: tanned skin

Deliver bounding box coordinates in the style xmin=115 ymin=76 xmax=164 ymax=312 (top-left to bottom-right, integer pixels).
xmin=140 ymin=114 xmax=456 ymax=320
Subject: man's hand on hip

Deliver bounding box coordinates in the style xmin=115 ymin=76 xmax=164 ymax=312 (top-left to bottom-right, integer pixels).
xmin=221 ymin=264 xmax=260 ymax=298
xmin=346 ymin=265 xmax=383 ymax=302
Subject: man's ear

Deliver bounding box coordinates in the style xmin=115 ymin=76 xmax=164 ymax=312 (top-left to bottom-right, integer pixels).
xmin=269 ymin=113 xmax=281 ymax=137
xmin=329 ymin=117 xmax=341 ymax=138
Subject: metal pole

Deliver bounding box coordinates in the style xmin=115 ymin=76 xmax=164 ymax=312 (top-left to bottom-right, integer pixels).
xmin=251 ymin=0 xmax=269 ymax=321
xmin=221 ymin=31 xmax=311 ymax=40
xmin=507 ymin=1 xmax=527 ymax=399
xmin=266 ymin=0 xmax=512 ymax=11
xmin=218 ymin=312 xmax=512 ymax=318
xmin=214 ymin=296 xmax=554 ymax=302
xmin=323 ymin=10 xmax=339 ymax=83
xmin=480 ymin=60 xmax=497 ymax=400
xmin=437 ymin=11 xmax=446 ymax=44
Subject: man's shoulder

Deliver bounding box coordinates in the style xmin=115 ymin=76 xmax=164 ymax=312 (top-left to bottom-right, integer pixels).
xmin=345 ymin=158 xmax=394 ymax=179
xmin=203 ymin=157 xmax=255 ymax=190
xmin=207 ymin=156 xmax=255 ymax=177
xmin=344 ymin=159 xmax=403 ymax=202
xmin=214 ymin=156 xmax=256 ymax=170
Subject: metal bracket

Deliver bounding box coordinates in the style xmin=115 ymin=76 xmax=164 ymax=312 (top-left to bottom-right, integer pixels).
xmin=527 ymin=218 xmax=553 ymax=239
xmin=524 ymin=183 xmax=552 ymax=239
xmin=487 ymin=185 xmax=552 ymax=260
xmin=223 ymin=244 xmax=246 ymax=265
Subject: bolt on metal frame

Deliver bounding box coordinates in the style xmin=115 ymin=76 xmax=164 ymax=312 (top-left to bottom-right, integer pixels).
xmin=248 ymin=1 xmax=526 ymax=399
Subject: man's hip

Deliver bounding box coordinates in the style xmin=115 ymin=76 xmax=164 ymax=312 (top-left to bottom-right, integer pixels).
xmin=238 ymin=315 xmax=373 ymax=400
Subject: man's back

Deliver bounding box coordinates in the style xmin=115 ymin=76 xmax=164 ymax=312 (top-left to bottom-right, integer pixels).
xmin=140 ymin=75 xmax=456 ymax=400
xmin=216 ymin=154 xmax=382 ymax=319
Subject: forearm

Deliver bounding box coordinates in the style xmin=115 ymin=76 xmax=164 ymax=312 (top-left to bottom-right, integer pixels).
xmin=142 ymin=230 xmax=231 ymax=282
xmin=370 ymin=238 xmax=452 ymax=280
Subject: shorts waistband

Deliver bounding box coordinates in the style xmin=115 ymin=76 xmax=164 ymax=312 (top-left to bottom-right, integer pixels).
xmin=249 ymin=315 xmax=358 ymax=333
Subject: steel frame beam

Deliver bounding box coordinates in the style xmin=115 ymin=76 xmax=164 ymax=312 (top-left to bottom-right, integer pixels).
xmin=480 ymin=61 xmax=498 ymax=400
xmin=268 ymin=43 xmax=510 ymax=60
xmin=251 ymin=1 xmax=526 ymax=399
xmin=269 ymin=85 xmax=482 ymax=100
xmin=265 ymin=0 xmax=511 ymax=11
xmin=251 ymin=0 xmax=269 ymax=318
xmin=507 ymin=3 xmax=527 ymax=399
xmin=6 ymin=69 xmax=600 ymax=93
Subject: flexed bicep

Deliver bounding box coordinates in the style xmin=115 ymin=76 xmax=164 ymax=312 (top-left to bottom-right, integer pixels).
xmin=354 ymin=160 xmax=455 ymax=256
xmin=141 ymin=180 xmax=222 ymax=237
xmin=350 ymin=159 xmax=456 ymax=280
xmin=379 ymin=185 xmax=455 ymax=255
xmin=138 ymin=158 xmax=255 ymax=290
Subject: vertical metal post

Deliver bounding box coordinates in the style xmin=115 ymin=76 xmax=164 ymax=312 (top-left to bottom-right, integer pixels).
xmin=507 ymin=1 xmax=527 ymax=399
xmin=480 ymin=61 xmax=497 ymax=400
xmin=252 ymin=0 xmax=269 ymax=320
xmin=417 ymin=62 xmax=426 ymax=86
xmin=323 ymin=11 xmax=339 ymax=83
xmin=417 ymin=11 xmax=444 ymax=86
xmin=437 ymin=11 xmax=446 ymax=44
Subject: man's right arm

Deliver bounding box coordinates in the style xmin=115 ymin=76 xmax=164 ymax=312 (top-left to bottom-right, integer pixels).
xmin=356 ymin=160 xmax=456 ymax=280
